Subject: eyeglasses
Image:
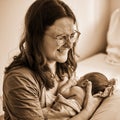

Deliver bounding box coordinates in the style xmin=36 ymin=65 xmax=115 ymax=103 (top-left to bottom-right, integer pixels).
xmin=46 ymin=30 xmax=81 ymax=46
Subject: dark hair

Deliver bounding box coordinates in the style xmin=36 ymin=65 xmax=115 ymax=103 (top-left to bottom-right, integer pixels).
xmin=5 ymin=0 xmax=78 ymax=90
xmin=78 ymin=72 xmax=115 ymax=95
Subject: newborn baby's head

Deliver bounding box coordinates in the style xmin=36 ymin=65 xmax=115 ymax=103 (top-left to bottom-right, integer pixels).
xmin=77 ymin=72 xmax=115 ymax=95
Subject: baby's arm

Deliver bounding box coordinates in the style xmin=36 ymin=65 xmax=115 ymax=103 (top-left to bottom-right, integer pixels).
xmin=59 ymin=78 xmax=77 ymax=98
xmin=58 ymin=72 xmax=77 ymax=97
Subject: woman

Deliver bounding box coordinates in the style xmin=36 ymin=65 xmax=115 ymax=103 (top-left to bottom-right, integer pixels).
xmin=3 ymin=0 xmax=103 ymax=119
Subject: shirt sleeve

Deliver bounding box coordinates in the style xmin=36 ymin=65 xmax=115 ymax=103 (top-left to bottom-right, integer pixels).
xmin=3 ymin=70 xmax=45 ymax=120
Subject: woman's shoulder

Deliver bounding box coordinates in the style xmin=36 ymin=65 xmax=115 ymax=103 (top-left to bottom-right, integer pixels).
xmin=4 ymin=67 xmax=43 ymax=89
xmin=5 ymin=67 xmax=34 ymax=80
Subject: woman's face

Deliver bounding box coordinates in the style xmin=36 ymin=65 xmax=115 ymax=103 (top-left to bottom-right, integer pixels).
xmin=43 ymin=17 xmax=75 ymax=64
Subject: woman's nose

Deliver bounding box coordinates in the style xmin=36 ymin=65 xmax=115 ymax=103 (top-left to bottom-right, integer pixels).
xmin=64 ymin=39 xmax=73 ymax=48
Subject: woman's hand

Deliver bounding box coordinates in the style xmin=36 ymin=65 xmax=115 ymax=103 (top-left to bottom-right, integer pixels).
xmin=70 ymin=80 xmax=103 ymax=120
xmin=93 ymin=86 xmax=114 ymax=98
xmin=83 ymin=80 xmax=103 ymax=113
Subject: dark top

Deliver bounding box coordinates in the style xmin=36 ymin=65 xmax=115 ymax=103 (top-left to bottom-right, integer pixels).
xmin=3 ymin=67 xmax=45 ymax=120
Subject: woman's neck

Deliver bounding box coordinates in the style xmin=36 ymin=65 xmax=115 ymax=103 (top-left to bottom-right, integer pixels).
xmin=47 ymin=61 xmax=56 ymax=75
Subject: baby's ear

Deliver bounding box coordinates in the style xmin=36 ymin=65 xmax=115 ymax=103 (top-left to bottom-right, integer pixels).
xmin=108 ymin=78 xmax=116 ymax=86
xmin=77 ymin=77 xmax=88 ymax=88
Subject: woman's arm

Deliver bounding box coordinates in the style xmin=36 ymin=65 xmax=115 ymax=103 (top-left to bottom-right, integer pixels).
xmin=3 ymin=70 xmax=44 ymax=120
xmin=70 ymin=81 xmax=102 ymax=120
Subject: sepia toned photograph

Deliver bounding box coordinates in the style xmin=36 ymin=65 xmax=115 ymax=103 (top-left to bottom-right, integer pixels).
xmin=0 ymin=0 xmax=120 ymax=119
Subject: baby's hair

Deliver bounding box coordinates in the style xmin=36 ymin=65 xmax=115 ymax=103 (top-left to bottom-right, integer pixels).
xmin=77 ymin=72 xmax=115 ymax=95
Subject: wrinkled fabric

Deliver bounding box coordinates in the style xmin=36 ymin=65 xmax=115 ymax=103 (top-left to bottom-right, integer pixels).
xmin=43 ymin=94 xmax=82 ymax=120
xmin=42 ymin=85 xmax=82 ymax=120
xmin=3 ymin=67 xmax=81 ymax=120
xmin=3 ymin=67 xmax=44 ymax=120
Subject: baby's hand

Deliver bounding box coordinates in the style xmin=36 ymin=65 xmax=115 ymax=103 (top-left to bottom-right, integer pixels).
xmin=67 ymin=78 xmax=77 ymax=87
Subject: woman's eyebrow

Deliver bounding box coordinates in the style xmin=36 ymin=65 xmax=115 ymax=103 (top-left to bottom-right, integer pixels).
xmin=56 ymin=33 xmax=67 ymax=37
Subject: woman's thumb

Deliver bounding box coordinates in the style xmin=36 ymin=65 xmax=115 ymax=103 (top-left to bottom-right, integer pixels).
xmin=86 ymin=80 xmax=92 ymax=96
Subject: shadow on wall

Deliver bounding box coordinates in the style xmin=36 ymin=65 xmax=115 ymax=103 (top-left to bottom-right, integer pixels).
xmin=75 ymin=0 xmax=110 ymax=61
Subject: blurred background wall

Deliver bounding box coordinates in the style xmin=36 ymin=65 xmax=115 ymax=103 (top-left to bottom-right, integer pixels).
xmin=0 ymin=0 xmax=120 ymax=96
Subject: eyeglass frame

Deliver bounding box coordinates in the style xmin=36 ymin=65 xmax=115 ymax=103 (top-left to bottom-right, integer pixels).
xmin=45 ymin=30 xmax=81 ymax=46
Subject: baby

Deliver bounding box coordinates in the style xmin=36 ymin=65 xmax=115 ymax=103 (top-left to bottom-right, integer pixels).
xmin=44 ymin=72 xmax=115 ymax=119
xmin=58 ymin=72 xmax=115 ymax=108
xmin=77 ymin=72 xmax=115 ymax=95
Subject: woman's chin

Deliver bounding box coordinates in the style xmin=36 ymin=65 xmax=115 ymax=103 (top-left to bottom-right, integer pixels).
xmin=57 ymin=56 xmax=68 ymax=63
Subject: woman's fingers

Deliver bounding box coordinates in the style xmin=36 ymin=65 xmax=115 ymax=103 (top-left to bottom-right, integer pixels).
xmin=102 ymin=86 xmax=113 ymax=97
xmin=86 ymin=80 xmax=92 ymax=96
xmin=83 ymin=80 xmax=102 ymax=111
xmin=93 ymin=86 xmax=114 ymax=98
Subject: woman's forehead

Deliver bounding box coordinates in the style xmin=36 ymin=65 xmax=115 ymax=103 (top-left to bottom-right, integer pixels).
xmin=46 ymin=17 xmax=76 ymax=35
